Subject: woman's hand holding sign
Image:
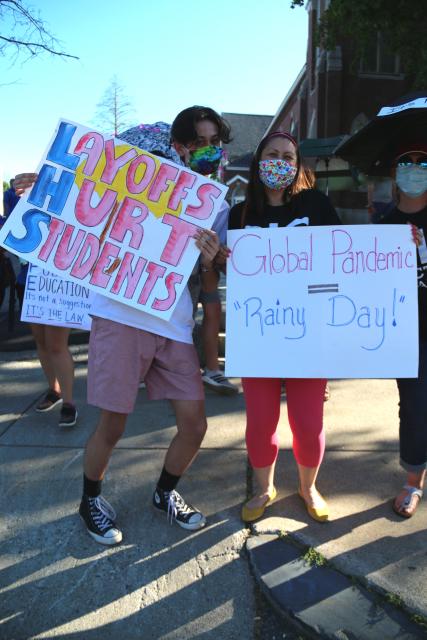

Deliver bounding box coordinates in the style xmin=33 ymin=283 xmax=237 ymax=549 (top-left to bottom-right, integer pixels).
xmin=194 ymin=228 xmax=220 ymax=267
xmin=14 ymin=173 xmax=38 ymax=196
xmin=194 ymin=228 xmax=221 ymax=293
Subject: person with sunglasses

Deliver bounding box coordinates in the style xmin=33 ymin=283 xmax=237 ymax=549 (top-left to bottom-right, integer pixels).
xmin=380 ymin=143 xmax=427 ymax=518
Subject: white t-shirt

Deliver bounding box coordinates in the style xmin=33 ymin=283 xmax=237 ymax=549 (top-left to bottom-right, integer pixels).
xmin=91 ymin=285 xmax=194 ymax=343
xmin=91 ymin=200 xmax=230 ymax=344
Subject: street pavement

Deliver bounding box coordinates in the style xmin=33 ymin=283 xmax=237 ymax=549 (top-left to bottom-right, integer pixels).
xmin=1 ymin=336 xmax=427 ymax=639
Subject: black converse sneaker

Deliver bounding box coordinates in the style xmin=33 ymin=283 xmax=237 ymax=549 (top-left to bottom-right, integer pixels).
xmin=79 ymin=494 xmax=122 ymax=545
xmin=152 ymin=488 xmax=206 ymax=530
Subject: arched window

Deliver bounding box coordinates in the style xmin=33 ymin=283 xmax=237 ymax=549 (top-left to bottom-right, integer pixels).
xmin=360 ymin=33 xmax=401 ymax=76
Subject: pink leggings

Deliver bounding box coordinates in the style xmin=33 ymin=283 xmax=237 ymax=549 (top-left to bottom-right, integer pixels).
xmin=242 ymin=377 xmax=327 ymax=469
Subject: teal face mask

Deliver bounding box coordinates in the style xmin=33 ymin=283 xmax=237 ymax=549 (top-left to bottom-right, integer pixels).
xmin=189 ymin=145 xmax=223 ymax=175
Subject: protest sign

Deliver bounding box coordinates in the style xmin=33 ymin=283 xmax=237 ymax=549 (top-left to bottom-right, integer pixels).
xmin=225 ymin=224 xmax=418 ymax=378
xmin=21 ymin=263 xmax=93 ymax=330
xmin=0 ymin=119 xmax=227 ymax=320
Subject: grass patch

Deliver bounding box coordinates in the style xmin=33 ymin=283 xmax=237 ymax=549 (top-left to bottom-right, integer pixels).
xmin=302 ymin=547 xmax=327 ymax=567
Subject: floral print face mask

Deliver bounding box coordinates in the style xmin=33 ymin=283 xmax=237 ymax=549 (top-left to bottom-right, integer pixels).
xmin=258 ymin=159 xmax=297 ymax=190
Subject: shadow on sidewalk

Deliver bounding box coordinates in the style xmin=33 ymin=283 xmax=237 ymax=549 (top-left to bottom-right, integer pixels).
xmin=0 ymin=445 xmax=252 ymax=639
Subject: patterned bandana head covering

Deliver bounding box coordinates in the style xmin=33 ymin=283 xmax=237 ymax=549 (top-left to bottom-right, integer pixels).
xmin=117 ymin=122 xmax=183 ymax=165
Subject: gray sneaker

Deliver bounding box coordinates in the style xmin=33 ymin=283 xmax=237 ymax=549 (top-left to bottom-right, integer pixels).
xmin=58 ymin=403 xmax=78 ymax=427
xmin=201 ymin=369 xmax=239 ymax=395
xmin=36 ymin=389 xmax=62 ymax=412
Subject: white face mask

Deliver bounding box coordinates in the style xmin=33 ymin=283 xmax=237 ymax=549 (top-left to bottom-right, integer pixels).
xmin=396 ymin=165 xmax=427 ymax=198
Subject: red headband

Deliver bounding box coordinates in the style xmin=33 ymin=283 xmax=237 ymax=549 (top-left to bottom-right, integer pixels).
xmin=264 ymin=131 xmax=297 ymax=147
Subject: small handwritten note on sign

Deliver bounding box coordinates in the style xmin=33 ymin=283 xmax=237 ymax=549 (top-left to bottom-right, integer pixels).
xmin=225 ymin=225 xmax=418 ymax=378
xmin=21 ymin=264 xmax=93 ymax=330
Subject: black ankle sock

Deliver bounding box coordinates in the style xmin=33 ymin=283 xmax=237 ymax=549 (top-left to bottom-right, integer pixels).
xmin=157 ymin=467 xmax=180 ymax=493
xmin=83 ymin=474 xmax=102 ymax=498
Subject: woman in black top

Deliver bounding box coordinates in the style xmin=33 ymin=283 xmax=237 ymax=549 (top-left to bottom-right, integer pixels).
xmin=380 ymin=143 xmax=427 ymax=518
xmin=228 ymin=131 xmax=341 ymax=524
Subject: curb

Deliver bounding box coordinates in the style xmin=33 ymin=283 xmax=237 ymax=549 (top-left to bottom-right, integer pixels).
xmin=247 ymin=533 xmax=426 ymax=640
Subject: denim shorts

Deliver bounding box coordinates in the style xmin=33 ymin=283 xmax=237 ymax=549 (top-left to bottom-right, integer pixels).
xmin=397 ymin=340 xmax=427 ymax=471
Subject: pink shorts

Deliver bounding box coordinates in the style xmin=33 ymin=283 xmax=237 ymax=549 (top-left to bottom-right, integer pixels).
xmin=87 ymin=317 xmax=204 ymax=414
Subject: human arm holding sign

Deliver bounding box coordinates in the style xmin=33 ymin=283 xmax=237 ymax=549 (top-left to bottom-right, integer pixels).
xmin=194 ymin=227 xmax=221 ymax=294
xmin=194 ymin=225 xmax=230 ymax=294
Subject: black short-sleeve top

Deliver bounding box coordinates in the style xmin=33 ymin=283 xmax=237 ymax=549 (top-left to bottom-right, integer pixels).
xmin=228 ymin=189 xmax=341 ymax=230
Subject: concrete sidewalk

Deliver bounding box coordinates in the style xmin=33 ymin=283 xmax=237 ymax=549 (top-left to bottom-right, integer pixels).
xmin=1 ymin=346 xmax=426 ymax=639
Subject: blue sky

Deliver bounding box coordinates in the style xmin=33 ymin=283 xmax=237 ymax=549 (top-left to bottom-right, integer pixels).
xmin=0 ymin=0 xmax=308 ymax=180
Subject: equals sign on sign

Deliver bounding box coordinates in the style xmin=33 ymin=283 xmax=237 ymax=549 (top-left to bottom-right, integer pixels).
xmin=308 ymin=283 xmax=339 ymax=294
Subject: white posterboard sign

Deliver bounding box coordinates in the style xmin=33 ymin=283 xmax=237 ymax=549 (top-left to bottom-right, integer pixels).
xmin=21 ymin=263 xmax=93 ymax=330
xmin=225 ymin=225 xmax=418 ymax=379
xmin=0 ymin=119 xmax=227 ymax=321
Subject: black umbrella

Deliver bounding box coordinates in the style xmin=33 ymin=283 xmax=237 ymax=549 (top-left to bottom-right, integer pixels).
xmin=335 ymin=92 xmax=427 ymax=176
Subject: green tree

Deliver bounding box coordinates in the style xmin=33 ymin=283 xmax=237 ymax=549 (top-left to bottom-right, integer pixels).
xmin=290 ymin=0 xmax=427 ymax=88
xmin=0 ymin=0 xmax=77 ymax=62
xmin=93 ymin=76 xmax=135 ymax=136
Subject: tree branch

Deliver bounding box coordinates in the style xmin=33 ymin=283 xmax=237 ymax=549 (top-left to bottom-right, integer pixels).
xmin=0 ymin=34 xmax=78 ymax=59
xmin=0 ymin=0 xmax=78 ymax=61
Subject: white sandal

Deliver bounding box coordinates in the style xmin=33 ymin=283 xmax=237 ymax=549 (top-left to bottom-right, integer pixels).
xmin=393 ymin=484 xmax=423 ymax=518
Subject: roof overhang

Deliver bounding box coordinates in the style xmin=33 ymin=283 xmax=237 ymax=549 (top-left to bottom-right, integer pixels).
xmin=299 ymin=135 xmax=346 ymax=159
xmin=226 ymin=175 xmax=249 ymax=186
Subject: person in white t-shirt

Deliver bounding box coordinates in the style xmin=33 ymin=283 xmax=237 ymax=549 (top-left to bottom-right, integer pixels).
xmin=81 ymin=114 xmax=229 ymax=545
xmin=14 ymin=111 xmax=228 ymax=545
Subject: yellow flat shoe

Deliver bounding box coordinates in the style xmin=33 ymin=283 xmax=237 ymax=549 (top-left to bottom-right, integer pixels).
xmin=299 ymin=491 xmax=329 ymax=522
xmin=241 ymin=487 xmax=277 ymax=523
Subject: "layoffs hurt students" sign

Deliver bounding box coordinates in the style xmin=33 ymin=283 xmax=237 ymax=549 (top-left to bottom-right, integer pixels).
xmin=225 ymin=225 xmax=419 ymax=379
xmin=0 ymin=119 xmax=228 ymax=320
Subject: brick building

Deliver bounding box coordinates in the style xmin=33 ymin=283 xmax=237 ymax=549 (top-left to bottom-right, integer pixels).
xmin=267 ymin=0 xmax=413 ymax=221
